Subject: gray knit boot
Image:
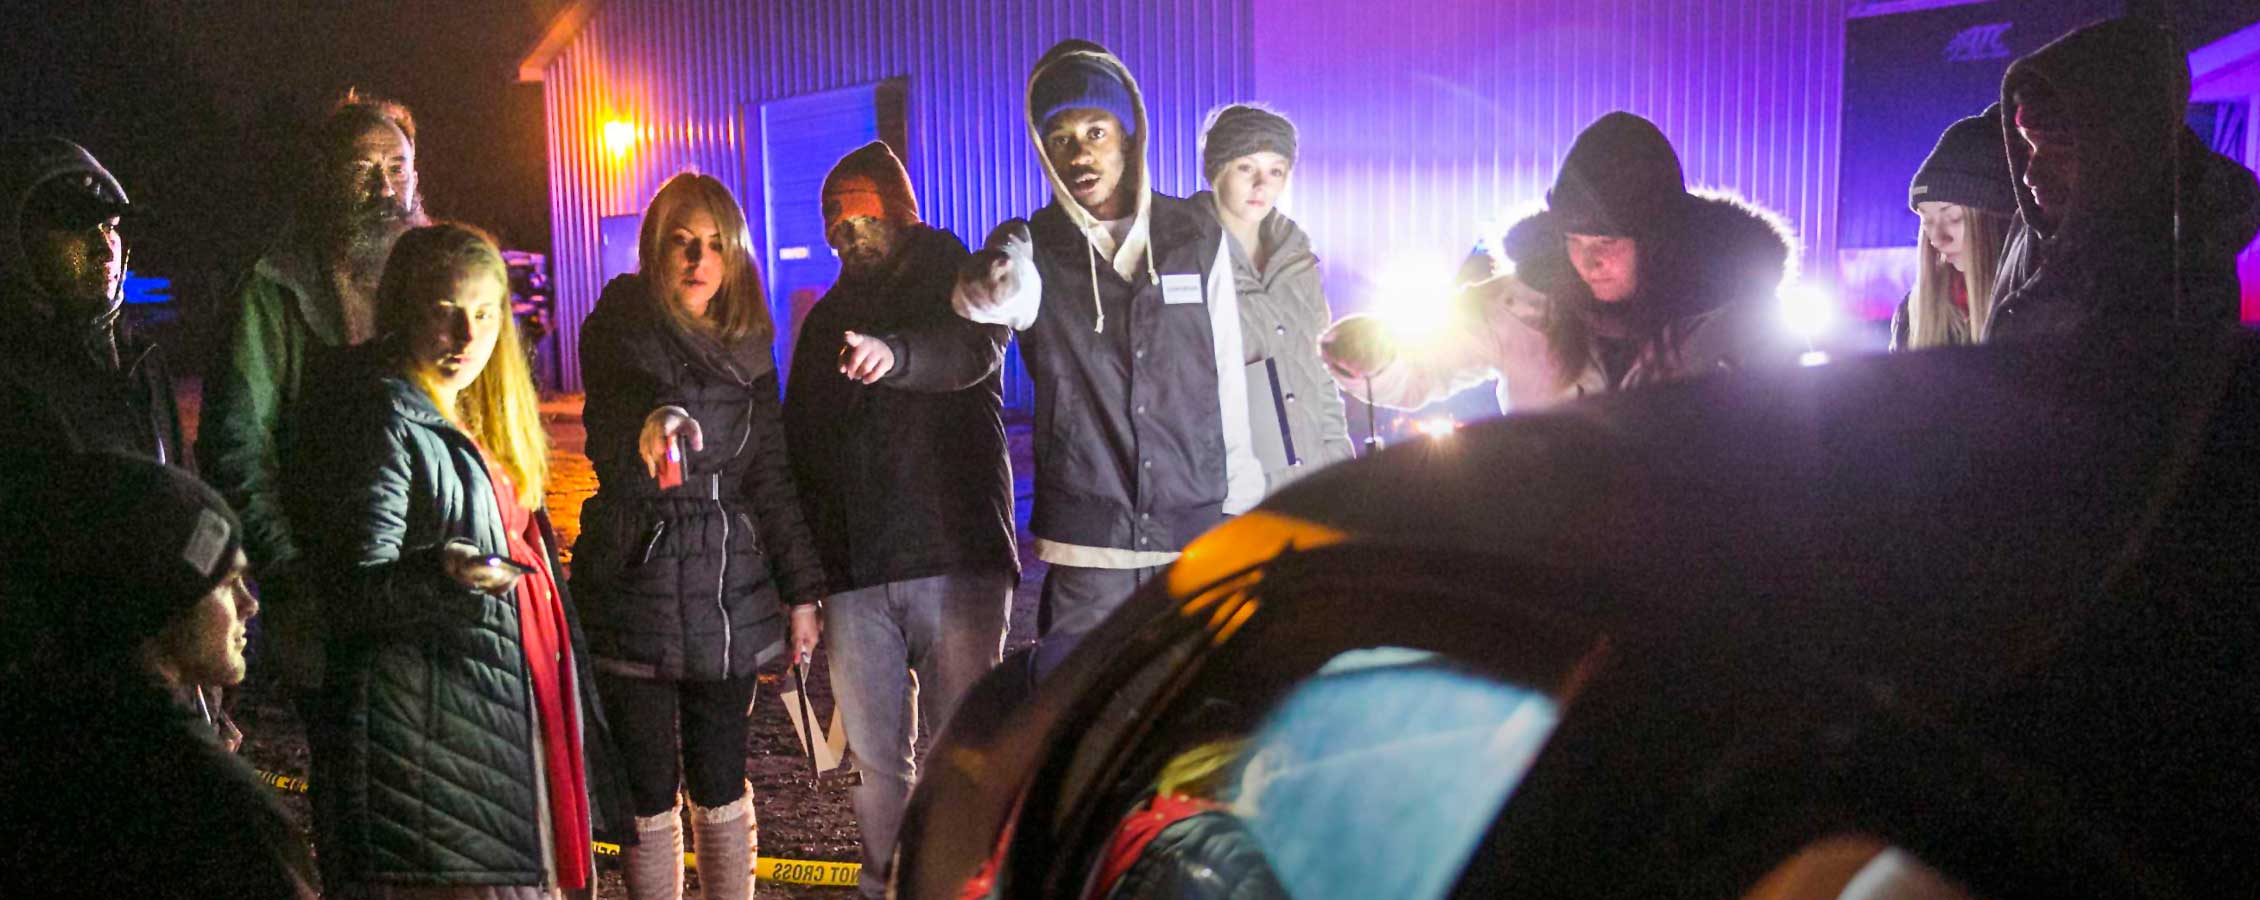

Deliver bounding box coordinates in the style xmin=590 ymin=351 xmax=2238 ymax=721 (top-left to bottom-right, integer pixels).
xmin=625 ymin=805 xmax=686 ymax=900
xmin=691 ymin=793 xmax=756 ymax=900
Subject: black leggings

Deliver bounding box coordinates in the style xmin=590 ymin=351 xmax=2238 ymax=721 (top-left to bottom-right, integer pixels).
xmin=597 ymin=671 xmax=758 ymax=817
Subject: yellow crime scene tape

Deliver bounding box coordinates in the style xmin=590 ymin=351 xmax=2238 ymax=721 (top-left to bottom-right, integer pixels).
xmin=256 ymin=768 xmax=860 ymax=888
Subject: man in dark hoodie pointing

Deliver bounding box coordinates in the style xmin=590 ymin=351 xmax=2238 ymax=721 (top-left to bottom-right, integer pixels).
xmin=783 ymin=140 xmax=1017 ymax=897
xmin=1988 ymin=18 xmax=2260 ymax=339
xmin=955 ymin=40 xmax=1264 ymax=652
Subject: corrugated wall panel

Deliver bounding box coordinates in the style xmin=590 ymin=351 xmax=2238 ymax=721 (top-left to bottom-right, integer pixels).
xmin=1250 ymin=0 xmax=1847 ymax=318
xmin=539 ymin=0 xmax=1253 ymax=393
xmin=541 ymin=0 xmax=1847 ymax=392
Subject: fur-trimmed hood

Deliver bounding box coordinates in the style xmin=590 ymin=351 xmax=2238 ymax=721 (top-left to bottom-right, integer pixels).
xmin=1631 ymin=189 xmax=1800 ymax=324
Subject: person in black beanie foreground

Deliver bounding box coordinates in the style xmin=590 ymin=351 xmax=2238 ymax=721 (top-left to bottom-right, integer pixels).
xmin=0 ymin=452 xmax=315 ymax=899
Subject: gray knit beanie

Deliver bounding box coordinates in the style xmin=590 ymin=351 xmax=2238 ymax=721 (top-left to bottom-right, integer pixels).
xmin=1908 ymin=104 xmax=2017 ymax=215
xmin=1201 ymin=104 xmax=1298 ymax=181
xmin=1 ymin=452 xmax=243 ymax=653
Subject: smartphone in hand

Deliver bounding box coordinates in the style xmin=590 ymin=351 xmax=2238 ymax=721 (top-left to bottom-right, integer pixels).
xmin=657 ymin=433 xmax=685 ymax=490
xmin=477 ymin=555 xmax=536 ymax=577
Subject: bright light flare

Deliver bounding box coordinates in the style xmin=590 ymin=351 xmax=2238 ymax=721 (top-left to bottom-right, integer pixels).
xmin=1413 ymin=416 xmax=1458 ymax=440
xmin=1368 ymin=253 xmax=1463 ymax=347
xmin=603 ymin=120 xmax=637 ymax=158
xmin=1777 ymin=281 xmax=1838 ymax=343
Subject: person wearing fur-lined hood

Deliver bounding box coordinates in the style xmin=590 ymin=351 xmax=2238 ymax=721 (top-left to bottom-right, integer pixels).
xmin=954 ymin=40 xmax=1264 ymax=648
xmin=1323 ymin=111 xmax=1804 ymax=412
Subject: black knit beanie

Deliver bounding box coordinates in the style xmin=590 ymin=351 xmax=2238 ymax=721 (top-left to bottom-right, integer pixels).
xmin=1547 ymin=112 xmax=1689 ymax=238
xmin=1 ymin=452 xmax=243 ymax=651
xmin=1201 ymin=104 xmax=1298 ymax=181
xmin=1908 ymin=104 xmax=2016 ymax=215
xmin=1499 ymin=210 xmax=1581 ymax=299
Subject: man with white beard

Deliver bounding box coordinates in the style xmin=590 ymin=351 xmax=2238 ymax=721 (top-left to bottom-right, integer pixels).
xmin=198 ymin=89 xmax=431 ymax=692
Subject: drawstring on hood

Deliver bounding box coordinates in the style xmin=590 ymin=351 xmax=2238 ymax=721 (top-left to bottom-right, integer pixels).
xmin=1026 ymin=40 xmax=1159 ymax=333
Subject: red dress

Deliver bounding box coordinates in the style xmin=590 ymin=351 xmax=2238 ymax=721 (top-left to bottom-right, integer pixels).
xmin=484 ymin=458 xmax=592 ymax=890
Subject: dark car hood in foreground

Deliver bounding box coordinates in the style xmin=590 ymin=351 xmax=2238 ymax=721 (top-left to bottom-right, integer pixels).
xmin=901 ymin=327 xmax=2260 ymax=898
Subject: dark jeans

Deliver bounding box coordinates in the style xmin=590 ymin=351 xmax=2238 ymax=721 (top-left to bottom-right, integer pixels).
xmin=596 ymin=671 xmax=759 ymax=817
xmin=825 ymin=569 xmax=1012 ymax=897
xmin=1038 ymin=563 xmax=1164 ymax=644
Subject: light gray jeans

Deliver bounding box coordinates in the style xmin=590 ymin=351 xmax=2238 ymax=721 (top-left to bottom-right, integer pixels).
xmin=824 ymin=569 xmax=1013 ymax=897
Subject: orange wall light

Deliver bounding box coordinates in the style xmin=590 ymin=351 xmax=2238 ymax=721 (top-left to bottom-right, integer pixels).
xmin=602 ymin=119 xmax=637 ymax=158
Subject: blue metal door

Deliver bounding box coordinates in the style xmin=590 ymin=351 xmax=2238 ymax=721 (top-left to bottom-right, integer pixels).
xmin=759 ymin=81 xmax=907 ymax=380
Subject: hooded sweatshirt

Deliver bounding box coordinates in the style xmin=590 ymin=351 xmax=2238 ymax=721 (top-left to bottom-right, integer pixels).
xmin=953 ymin=40 xmax=1262 ymax=567
xmin=1989 ymin=18 xmax=2260 ymax=340
xmin=0 ymin=138 xmax=187 ymax=478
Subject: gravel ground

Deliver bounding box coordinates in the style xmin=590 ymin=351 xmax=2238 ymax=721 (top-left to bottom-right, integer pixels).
xmin=189 ymin=386 xmax=1047 ymax=898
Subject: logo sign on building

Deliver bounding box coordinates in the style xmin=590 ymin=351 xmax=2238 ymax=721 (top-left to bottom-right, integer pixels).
xmin=1945 ymin=23 xmax=2015 ymax=61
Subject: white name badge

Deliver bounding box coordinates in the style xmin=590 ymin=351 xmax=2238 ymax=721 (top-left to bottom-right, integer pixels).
xmin=1160 ymin=273 xmax=1204 ymax=305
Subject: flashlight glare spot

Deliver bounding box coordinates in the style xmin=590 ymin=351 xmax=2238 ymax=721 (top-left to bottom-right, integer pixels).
xmin=1414 ymin=416 xmax=1457 ymax=439
xmin=1778 ymin=281 xmax=1837 ymax=341
xmin=1370 ymin=255 xmax=1462 ymax=347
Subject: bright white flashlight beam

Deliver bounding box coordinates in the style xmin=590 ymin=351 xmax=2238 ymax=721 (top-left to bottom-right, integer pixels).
xmin=1368 ymin=254 xmax=1464 ymax=347
xmin=1778 ymin=281 xmax=1838 ymax=346
xmin=1414 ymin=416 xmax=1457 ymax=439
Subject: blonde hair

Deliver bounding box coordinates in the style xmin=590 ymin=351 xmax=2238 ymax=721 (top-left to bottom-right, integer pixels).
xmin=639 ymin=172 xmax=773 ymax=346
xmin=1906 ymin=205 xmax=2009 ymax=349
xmin=376 ymin=223 xmax=549 ymax=508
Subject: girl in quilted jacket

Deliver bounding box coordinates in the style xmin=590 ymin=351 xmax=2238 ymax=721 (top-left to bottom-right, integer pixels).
xmin=289 ymin=223 xmax=628 ymax=898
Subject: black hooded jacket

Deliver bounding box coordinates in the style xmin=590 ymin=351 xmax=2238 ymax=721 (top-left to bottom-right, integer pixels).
xmin=1989 ymin=18 xmax=2260 ymax=340
xmin=783 ymin=224 xmax=1018 ymax=593
xmin=0 ymin=138 xmax=187 ymax=478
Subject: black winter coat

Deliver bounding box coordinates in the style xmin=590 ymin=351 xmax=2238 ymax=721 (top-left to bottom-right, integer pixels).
xmin=0 ymin=312 xmax=187 ymax=477
xmin=286 ymin=349 xmax=630 ymax=885
xmin=784 ymin=225 xmax=1017 ymax=592
xmin=0 ymin=669 xmax=316 ymax=899
xmin=572 ymin=275 xmax=827 ymax=682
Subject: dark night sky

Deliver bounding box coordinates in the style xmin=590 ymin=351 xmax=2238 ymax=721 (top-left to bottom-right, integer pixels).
xmin=2 ymin=0 xmax=564 ymax=328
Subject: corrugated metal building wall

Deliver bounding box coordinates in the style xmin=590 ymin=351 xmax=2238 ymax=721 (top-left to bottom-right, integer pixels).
xmin=528 ymin=0 xmax=1849 ymax=393
xmin=530 ymin=0 xmax=1254 ymax=392
xmin=1250 ymin=0 xmax=1847 ymax=310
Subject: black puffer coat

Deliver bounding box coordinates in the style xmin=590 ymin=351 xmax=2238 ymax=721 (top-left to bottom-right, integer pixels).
xmin=784 ymin=225 xmax=1017 ymax=593
xmin=572 ymin=275 xmax=827 ymax=682
xmin=0 ymin=315 xmax=186 ymax=471
xmin=285 ymin=349 xmax=629 ymax=885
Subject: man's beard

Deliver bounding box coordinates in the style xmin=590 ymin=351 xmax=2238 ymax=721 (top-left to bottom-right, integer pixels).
xmin=325 ymin=193 xmax=427 ymax=342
